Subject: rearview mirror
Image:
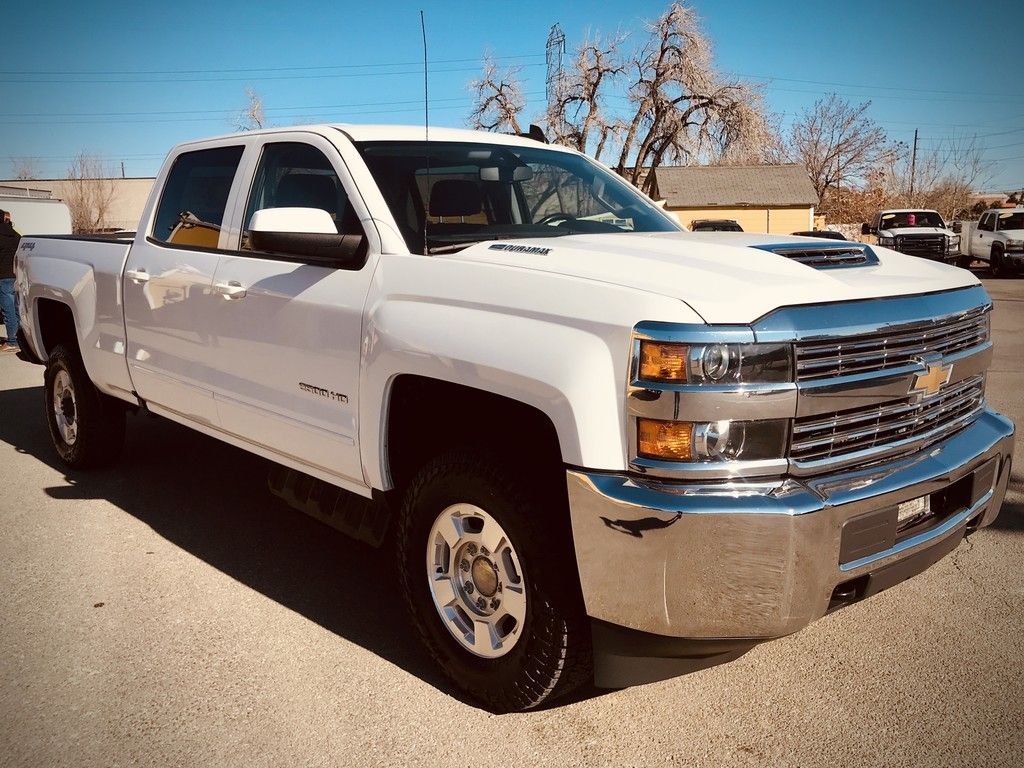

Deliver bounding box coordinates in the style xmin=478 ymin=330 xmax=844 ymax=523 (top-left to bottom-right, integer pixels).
xmin=479 ymin=166 xmax=534 ymax=182
xmin=951 ymin=221 xmax=962 ymax=234
xmin=860 ymin=222 xmax=873 ymax=235
xmin=248 ymin=207 xmax=367 ymax=269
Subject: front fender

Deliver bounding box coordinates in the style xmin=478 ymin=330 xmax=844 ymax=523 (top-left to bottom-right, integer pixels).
xmin=357 ymin=254 xmax=703 ymax=490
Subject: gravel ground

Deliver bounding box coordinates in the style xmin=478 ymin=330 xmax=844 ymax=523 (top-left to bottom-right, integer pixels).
xmin=1 ymin=274 xmax=1021 ymax=768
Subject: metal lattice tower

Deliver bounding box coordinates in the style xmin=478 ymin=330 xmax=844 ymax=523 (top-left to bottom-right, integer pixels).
xmin=545 ymin=24 xmax=566 ymax=112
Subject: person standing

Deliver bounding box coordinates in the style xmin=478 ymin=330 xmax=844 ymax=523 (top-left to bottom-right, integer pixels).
xmin=0 ymin=208 xmax=22 ymax=352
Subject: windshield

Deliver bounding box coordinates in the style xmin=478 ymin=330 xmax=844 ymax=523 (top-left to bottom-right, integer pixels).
xmin=879 ymin=211 xmax=946 ymax=229
xmin=995 ymin=211 xmax=1024 ymax=231
xmin=354 ymin=140 xmax=680 ymax=253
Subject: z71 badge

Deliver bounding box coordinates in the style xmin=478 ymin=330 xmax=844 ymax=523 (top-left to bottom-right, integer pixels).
xmin=299 ymin=382 xmax=349 ymax=403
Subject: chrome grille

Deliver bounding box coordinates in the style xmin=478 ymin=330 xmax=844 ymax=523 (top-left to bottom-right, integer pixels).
xmin=796 ymin=307 xmax=989 ymax=381
xmin=895 ymin=234 xmax=946 ymax=258
xmin=791 ymin=374 xmax=985 ymax=463
xmin=766 ymin=245 xmax=877 ymax=269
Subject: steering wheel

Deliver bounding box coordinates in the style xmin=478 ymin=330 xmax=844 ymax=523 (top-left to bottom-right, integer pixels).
xmin=535 ymin=213 xmax=576 ymax=226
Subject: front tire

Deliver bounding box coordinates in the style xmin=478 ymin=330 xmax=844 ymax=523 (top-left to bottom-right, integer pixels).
xmin=956 ymin=254 xmax=973 ymax=269
xmin=397 ymin=451 xmax=592 ymax=712
xmin=43 ymin=344 xmax=126 ymax=469
xmin=991 ymin=247 xmax=1008 ymax=278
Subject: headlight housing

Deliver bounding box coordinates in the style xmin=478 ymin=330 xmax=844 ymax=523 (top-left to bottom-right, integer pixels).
xmin=947 ymin=235 xmax=960 ymax=252
xmin=638 ymin=341 xmax=791 ymax=385
xmin=878 ymin=236 xmax=895 ymax=246
xmin=637 ymin=418 xmax=788 ymax=462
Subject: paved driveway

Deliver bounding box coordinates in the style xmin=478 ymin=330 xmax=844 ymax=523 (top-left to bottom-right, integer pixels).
xmin=1 ymin=276 xmax=1021 ymax=767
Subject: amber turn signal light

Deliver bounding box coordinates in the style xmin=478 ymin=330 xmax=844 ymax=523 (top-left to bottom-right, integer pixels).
xmin=639 ymin=341 xmax=688 ymax=382
xmin=638 ymin=419 xmax=693 ymax=461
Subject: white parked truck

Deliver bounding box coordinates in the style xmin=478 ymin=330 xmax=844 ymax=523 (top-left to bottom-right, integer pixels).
xmin=968 ymin=207 xmax=1024 ymax=277
xmin=13 ymin=125 xmax=1015 ymax=712
xmin=862 ymin=209 xmax=961 ymax=264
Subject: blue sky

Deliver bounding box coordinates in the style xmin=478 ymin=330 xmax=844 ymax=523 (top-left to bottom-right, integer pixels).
xmin=1 ymin=0 xmax=1022 ymax=191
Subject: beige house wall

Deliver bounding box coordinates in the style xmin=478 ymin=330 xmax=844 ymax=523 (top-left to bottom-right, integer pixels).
xmin=0 ymin=178 xmax=155 ymax=231
xmin=669 ymin=205 xmax=814 ymax=234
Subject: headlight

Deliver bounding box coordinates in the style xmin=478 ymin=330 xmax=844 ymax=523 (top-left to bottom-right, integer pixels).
xmin=947 ymin=235 xmax=960 ymax=251
xmin=1006 ymin=239 xmax=1023 ymax=248
xmin=638 ymin=342 xmax=791 ymax=384
xmin=878 ymin=236 xmax=895 ymax=246
xmin=637 ymin=418 xmax=788 ymax=462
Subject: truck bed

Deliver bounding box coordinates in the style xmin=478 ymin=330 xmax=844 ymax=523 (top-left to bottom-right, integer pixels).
xmin=17 ymin=233 xmax=136 ymax=399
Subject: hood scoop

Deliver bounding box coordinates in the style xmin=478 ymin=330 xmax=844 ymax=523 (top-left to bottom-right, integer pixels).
xmin=754 ymin=243 xmax=879 ymax=270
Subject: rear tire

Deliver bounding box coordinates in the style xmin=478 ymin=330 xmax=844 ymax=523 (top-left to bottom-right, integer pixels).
xmin=43 ymin=344 xmax=126 ymax=469
xmin=397 ymin=451 xmax=592 ymax=712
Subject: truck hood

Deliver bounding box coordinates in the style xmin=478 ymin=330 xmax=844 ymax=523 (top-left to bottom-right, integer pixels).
xmin=878 ymin=226 xmax=953 ymax=237
xmin=440 ymin=231 xmax=978 ymax=324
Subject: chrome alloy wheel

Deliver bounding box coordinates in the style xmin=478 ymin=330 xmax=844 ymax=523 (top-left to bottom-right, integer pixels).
xmin=52 ymin=369 xmax=78 ymax=446
xmin=426 ymin=503 xmax=527 ymax=659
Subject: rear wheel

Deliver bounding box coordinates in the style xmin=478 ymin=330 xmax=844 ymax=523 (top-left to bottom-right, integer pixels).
xmin=956 ymin=254 xmax=973 ymax=269
xmin=44 ymin=344 xmax=125 ymax=469
xmin=397 ymin=451 xmax=592 ymax=712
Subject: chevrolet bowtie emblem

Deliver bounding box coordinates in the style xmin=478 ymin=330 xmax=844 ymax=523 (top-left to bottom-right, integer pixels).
xmin=910 ymin=362 xmax=953 ymax=397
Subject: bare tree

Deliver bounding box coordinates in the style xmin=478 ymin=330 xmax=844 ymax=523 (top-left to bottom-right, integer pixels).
xmin=468 ymin=3 xmax=776 ymax=193
xmin=614 ymin=3 xmax=773 ymax=190
xmin=894 ymin=134 xmax=992 ymax=219
xmin=545 ymin=33 xmax=626 ymax=162
xmin=65 ymin=154 xmax=118 ymax=233
xmin=235 ymin=87 xmax=267 ymax=131
xmin=786 ymin=94 xmax=903 ymax=215
xmin=9 ymin=157 xmax=42 ymax=180
xmin=468 ymin=56 xmax=525 ymax=134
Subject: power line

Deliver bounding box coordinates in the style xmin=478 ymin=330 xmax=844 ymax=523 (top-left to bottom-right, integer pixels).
xmin=0 ymin=63 xmax=545 ymax=85
xmin=731 ymin=71 xmax=1023 ymax=100
xmin=0 ymin=53 xmax=545 ymax=77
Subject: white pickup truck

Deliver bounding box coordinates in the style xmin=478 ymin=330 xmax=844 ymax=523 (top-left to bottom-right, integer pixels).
xmin=862 ymin=209 xmax=961 ymax=264
xmin=13 ymin=125 xmax=1015 ymax=712
xmin=968 ymin=207 xmax=1024 ymax=277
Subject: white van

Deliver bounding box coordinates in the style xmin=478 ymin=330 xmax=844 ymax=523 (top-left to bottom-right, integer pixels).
xmin=0 ymin=192 xmax=72 ymax=236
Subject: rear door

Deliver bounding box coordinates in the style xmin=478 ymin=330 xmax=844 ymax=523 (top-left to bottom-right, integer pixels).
xmin=206 ymin=134 xmax=376 ymax=487
xmin=123 ymin=142 xmax=247 ymax=425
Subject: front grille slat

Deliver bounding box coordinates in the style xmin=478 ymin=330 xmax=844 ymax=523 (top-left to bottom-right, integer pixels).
xmin=795 ymin=308 xmax=990 ymax=381
xmin=790 ymin=374 xmax=986 ymax=463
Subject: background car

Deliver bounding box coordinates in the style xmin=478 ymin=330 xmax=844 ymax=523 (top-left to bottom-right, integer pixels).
xmin=690 ymin=218 xmax=743 ymax=232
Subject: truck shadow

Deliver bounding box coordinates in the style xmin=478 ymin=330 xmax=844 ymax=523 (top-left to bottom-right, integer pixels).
xmin=0 ymin=384 xmax=601 ymax=711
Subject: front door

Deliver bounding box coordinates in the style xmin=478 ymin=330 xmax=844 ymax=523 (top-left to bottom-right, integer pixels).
xmin=123 ymin=143 xmax=247 ymax=426
xmin=206 ymin=137 xmax=374 ymax=487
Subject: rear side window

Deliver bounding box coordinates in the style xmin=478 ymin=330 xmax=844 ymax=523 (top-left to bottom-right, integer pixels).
xmin=152 ymin=145 xmax=244 ymax=248
xmin=978 ymin=214 xmax=993 ymax=232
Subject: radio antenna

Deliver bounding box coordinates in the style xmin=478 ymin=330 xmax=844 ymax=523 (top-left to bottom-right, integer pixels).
xmin=420 ymin=10 xmax=430 ymax=256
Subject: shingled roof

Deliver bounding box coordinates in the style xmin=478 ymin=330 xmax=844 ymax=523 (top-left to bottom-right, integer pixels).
xmin=652 ymin=163 xmax=819 ymax=208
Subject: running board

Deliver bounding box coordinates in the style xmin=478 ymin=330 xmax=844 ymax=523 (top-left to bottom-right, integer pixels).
xmin=267 ymin=466 xmax=390 ymax=547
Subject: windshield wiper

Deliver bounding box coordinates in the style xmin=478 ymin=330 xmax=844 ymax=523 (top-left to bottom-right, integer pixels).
xmin=427 ymin=240 xmax=489 ymax=254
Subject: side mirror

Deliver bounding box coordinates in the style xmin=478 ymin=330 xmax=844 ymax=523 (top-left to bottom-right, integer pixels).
xmin=248 ymin=207 xmax=366 ymax=269
xmin=860 ymin=222 xmax=873 ymax=235
xmin=951 ymin=221 xmax=962 ymax=234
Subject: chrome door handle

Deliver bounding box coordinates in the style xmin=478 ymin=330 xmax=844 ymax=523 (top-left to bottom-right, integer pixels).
xmin=214 ymin=280 xmax=247 ymax=299
xmin=125 ymin=268 xmax=150 ymax=284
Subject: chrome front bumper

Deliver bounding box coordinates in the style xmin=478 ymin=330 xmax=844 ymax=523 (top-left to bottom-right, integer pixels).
xmin=567 ymin=409 xmax=1014 ymax=640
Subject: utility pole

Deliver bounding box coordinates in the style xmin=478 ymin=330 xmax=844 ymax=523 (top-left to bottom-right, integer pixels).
xmin=120 ymin=161 xmax=125 ymax=179
xmin=909 ymin=129 xmax=918 ymax=205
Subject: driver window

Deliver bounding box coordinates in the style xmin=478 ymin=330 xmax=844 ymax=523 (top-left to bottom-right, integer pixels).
xmin=242 ymin=142 xmax=362 ymax=251
xmin=978 ymin=214 xmax=992 ymax=232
